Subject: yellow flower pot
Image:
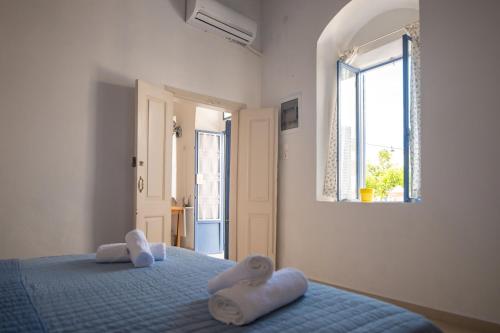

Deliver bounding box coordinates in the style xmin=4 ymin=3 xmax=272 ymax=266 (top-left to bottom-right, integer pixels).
xmin=360 ymin=188 xmax=374 ymax=202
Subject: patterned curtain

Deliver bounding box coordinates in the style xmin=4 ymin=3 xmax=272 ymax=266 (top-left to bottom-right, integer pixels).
xmin=405 ymin=22 xmax=422 ymax=199
xmin=322 ymin=49 xmax=357 ymax=200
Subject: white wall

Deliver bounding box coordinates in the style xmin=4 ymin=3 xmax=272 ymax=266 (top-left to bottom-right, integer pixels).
xmin=0 ymin=0 xmax=261 ymax=259
xmin=348 ymin=8 xmax=418 ymax=49
xmin=195 ymin=107 xmax=226 ymax=132
xmin=218 ymin=0 xmax=262 ymax=51
xmin=261 ymin=0 xmax=500 ymax=324
xmin=173 ymin=102 xmax=196 ymax=206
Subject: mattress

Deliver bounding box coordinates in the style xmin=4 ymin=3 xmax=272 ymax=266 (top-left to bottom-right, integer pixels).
xmin=1 ymin=247 xmax=441 ymax=332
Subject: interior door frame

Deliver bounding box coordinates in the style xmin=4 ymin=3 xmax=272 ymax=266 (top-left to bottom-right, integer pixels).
xmin=164 ymin=85 xmax=243 ymax=261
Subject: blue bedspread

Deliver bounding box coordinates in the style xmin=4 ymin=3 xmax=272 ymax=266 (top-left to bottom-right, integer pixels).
xmin=0 ymin=259 xmax=46 ymax=332
xmin=1 ymin=247 xmax=441 ymax=332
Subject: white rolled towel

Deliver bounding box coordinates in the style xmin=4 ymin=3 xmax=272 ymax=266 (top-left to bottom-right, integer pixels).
xmin=207 ymin=255 xmax=273 ymax=294
xmin=96 ymin=243 xmax=130 ymax=263
xmin=208 ymin=268 xmax=308 ymax=326
xmin=125 ymin=229 xmax=154 ymax=268
xmin=151 ymin=242 xmax=166 ymax=261
xmin=96 ymin=243 xmax=166 ymax=263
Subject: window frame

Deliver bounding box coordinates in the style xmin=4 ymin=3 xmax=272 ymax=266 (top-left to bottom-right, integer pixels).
xmin=337 ymin=34 xmax=413 ymax=202
xmin=402 ymin=33 xmax=412 ymax=203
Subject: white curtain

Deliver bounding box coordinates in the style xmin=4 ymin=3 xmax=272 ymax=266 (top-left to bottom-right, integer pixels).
xmin=405 ymin=22 xmax=422 ymax=199
xmin=322 ymin=49 xmax=357 ymax=200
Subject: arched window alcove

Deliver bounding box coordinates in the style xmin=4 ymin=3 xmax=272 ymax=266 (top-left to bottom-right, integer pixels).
xmin=316 ymin=0 xmax=419 ymax=202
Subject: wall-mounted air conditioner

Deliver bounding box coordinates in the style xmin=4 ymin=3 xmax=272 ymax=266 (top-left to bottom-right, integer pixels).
xmin=186 ymin=0 xmax=257 ymax=46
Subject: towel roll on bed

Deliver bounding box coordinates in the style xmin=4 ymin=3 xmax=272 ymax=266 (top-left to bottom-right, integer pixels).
xmin=209 ymin=267 xmax=308 ymax=326
xmin=207 ymin=255 xmax=273 ymax=294
xmin=96 ymin=243 xmax=166 ymax=263
xmin=125 ymin=229 xmax=154 ymax=268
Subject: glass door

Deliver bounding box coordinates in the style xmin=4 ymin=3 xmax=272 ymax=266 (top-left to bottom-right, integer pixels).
xmin=194 ymin=130 xmax=224 ymax=254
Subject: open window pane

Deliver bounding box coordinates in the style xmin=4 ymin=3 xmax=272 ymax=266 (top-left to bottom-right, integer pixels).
xmin=363 ymin=60 xmax=404 ymax=202
xmin=338 ymin=63 xmax=358 ymax=200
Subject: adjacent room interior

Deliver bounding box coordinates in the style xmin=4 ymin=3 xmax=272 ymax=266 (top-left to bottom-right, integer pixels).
xmin=171 ymin=102 xmax=233 ymax=259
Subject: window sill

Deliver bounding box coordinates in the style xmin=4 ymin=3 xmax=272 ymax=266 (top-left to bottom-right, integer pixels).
xmin=337 ymin=199 xmax=419 ymax=204
xmin=315 ymin=193 xmax=421 ymax=204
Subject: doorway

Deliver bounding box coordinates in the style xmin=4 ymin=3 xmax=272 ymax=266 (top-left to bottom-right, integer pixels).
xmin=135 ymin=81 xmax=277 ymax=263
xmin=194 ymin=108 xmax=231 ymax=259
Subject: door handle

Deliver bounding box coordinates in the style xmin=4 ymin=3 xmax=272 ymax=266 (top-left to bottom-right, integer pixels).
xmin=138 ymin=176 xmax=144 ymax=193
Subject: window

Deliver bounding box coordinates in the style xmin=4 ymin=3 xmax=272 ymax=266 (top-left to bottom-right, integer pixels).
xmin=337 ymin=35 xmax=418 ymax=202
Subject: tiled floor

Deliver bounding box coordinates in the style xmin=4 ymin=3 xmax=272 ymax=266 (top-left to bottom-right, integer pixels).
xmin=208 ymin=252 xmax=225 ymax=259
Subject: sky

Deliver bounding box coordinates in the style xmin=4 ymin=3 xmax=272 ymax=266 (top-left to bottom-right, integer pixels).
xmin=363 ymin=59 xmax=404 ymax=167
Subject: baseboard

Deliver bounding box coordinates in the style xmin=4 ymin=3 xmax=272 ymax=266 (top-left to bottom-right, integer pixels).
xmin=309 ymin=277 xmax=500 ymax=333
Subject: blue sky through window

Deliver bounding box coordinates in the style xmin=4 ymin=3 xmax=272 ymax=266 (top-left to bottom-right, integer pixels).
xmin=364 ymin=59 xmax=403 ymax=168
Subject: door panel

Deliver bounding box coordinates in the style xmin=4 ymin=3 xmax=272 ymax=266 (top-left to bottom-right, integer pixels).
xmin=146 ymin=99 xmax=167 ymax=199
xmin=248 ymin=214 xmax=269 ymax=255
xmin=195 ymin=222 xmax=222 ymax=253
xmin=236 ymin=108 xmax=277 ymax=263
xmin=135 ymin=80 xmax=173 ymax=244
xmin=248 ymin=119 xmax=270 ymax=201
xmin=145 ymin=216 xmax=164 ymax=243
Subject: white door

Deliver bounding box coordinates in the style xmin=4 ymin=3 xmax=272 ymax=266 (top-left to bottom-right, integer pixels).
xmin=236 ymin=108 xmax=278 ymax=262
xmin=135 ymin=80 xmax=173 ymax=244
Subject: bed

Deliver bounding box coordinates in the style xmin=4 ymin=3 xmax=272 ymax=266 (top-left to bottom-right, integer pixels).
xmin=1 ymin=247 xmax=441 ymax=332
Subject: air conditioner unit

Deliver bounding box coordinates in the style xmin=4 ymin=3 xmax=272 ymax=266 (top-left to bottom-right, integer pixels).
xmin=186 ymin=0 xmax=257 ymax=46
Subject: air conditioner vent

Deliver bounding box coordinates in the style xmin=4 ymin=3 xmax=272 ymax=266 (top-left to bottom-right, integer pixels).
xmin=186 ymin=0 xmax=257 ymax=46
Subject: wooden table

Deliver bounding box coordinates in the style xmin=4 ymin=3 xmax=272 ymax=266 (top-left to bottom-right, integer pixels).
xmin=171 ymin=206 xmax=184 ymax=247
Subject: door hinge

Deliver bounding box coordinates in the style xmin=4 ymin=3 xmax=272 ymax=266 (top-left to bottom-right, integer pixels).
xmin=132 ymin=156 xmax=137 ymax=168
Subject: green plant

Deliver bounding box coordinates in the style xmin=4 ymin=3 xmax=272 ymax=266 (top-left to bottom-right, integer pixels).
xmin=365 ymin=150 xmax=403 ymax=200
